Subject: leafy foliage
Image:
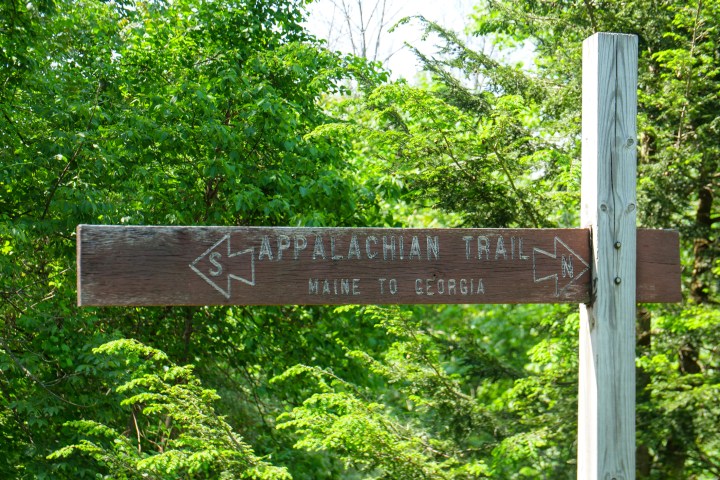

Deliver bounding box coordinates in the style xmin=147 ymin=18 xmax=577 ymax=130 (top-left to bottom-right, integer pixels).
xmin=1 ymin=0 xmax=383 ymax=477
xmin=271 ymin=304 xmax=581 ymax=478
xmin=314 ymin=21 xmax=577 ymax=229
xmin=49 ymin=339 xmax=291 ymax=479
xmin=2 ymin=0 xmax=719 ymax=478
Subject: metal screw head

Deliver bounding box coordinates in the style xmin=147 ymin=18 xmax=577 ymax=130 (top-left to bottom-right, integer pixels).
xmin=614 ymin=277 xmax=622 ymax=285
xmin=614 ymin=241 xmax=622 ymax=249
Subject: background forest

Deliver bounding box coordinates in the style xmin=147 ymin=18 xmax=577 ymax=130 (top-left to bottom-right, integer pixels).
xmin=1 ymin=0 xmax=718 ymax=478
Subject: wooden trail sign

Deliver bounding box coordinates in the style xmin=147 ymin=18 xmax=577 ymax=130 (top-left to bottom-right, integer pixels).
xmin=75 ymin=32 xmax=681 ymax=480
xmin=76 ymin=225 xmax=680 ymax=307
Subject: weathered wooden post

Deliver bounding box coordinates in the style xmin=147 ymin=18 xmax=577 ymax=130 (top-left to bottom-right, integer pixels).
xmin=579 ymin=33 xmax=638 ymax=480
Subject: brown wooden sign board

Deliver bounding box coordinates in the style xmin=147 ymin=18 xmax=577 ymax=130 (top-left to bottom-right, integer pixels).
xmin=76 ymin=225 xmax=680 ymax=306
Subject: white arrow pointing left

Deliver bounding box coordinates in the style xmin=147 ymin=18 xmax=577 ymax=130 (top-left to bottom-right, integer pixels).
xmin=189 ymin=234 xmax=255 ymax=299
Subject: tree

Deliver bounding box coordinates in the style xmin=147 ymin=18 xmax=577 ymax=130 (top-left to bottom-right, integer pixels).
xmin=272 ymin=1 xmax=720 ymax=478
xmin=3 ymin=0 xmax=717 ymax=477
xmin=1 ymin=0 xmax=387 ymax=477
xmin=307 ymin=0 xmax=396 ymax=63
xmin=49 ymin=339 xmax=292 ymax=479
xmin=471 ymin=1 xmax=720 ymax=476
xmin=267 ymin=13 xmax=586 ymax=479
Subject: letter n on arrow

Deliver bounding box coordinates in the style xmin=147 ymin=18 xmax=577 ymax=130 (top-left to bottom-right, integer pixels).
xmin=189 ymin=234 xmax=255 ymax=299
xmin=532 ymin=237 xmax=590 ymax=297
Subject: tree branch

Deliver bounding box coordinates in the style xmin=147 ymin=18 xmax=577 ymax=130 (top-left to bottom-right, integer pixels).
xmin=2 ymin=109 xmax=30 ymax=147
xmin=41 ymin=81 xmax=103 ymax=219
xmin=675 ymin=0 xmax=704 ymax=148
xmin=493 ymin=146 xmax=541 ymax=228
xmin=583 ymin=0 xmax=599 ymax=32
xmin=0 ymin=335 xmax=90 ymax=408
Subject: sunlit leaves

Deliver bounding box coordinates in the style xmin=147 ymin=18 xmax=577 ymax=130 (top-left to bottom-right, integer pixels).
xmin=50 ymin=339 xmax=292 ymax=479
xmin=0 ymin=0 xmax=386 ymax=477
xmin=466 ymin=0 xmax=720 ymax=476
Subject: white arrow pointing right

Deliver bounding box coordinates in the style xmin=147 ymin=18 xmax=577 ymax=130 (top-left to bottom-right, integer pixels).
xmin=532 ymin=237 xmax=590 ymax=297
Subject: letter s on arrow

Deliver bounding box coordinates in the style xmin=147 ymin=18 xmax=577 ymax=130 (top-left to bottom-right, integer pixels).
xmin=209 ymin=251 xmax=222 ymax=277
xmin=190 ymin=234 xmax=256 ymax=299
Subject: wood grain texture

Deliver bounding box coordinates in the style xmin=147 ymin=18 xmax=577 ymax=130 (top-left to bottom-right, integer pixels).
xmin=636 ymin=228 xmax=682 ymax=303
xmin=76 ymin=225 xmax=679 ymax=307
xmin=579 ymin=33 xmax=638 ymax=480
